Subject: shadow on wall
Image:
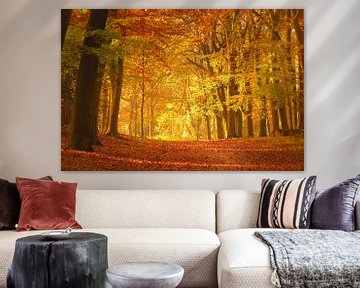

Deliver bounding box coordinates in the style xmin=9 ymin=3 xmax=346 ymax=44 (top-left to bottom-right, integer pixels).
xmin=308 ymin=0 xmax=360 ymax=106
xmin=0 ymin=1 xmax=64 ymax=36
xmin=307 ymin=0 xmax=360 ymax=150
xmin=305 ymin=0 xmax=360 ymax=178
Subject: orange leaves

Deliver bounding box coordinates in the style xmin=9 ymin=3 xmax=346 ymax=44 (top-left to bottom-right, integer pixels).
xmin=61 ymin=134 xmax=304 ymax=171
xmin=109 ymin=9 xmax=190 ymax=38
xmin=70 ymin=9 xmax=90 ymax=25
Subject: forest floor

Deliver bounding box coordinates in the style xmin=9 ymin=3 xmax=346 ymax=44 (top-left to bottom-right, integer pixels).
xmin=61 ymin=134 xmax=304 ymax=171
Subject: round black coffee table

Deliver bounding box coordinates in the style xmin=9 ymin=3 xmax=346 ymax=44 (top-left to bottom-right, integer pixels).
xmin=7 ymin=232 xmax=108 ymax=288
xmin=106 ymin=262 xmax=184 ymax=288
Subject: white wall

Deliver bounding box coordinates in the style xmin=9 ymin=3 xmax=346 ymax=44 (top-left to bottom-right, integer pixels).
xmin=0 ymin=0 xmax=359 ymax=191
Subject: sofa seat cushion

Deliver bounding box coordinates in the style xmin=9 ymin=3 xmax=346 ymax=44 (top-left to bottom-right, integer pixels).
xmin=0 ymin=228 xmax=219 ymax=288
xmin=218 ymin=228 xmax=281 ymax=288
xmin=102 ymin=228 xmax=220 ymax=288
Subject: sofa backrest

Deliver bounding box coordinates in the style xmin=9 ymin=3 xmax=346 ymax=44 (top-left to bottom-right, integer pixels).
xmin=216 ymin=190 xmax=260 ymax=233
xmin=76 ymin=190 xmax=216 ymax=231
xmin=217 ymin=190 xmax=360 ymax=233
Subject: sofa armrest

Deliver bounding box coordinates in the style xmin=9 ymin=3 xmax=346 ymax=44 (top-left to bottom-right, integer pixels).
xmin=356 ymin=200 xmax=360 ymax=230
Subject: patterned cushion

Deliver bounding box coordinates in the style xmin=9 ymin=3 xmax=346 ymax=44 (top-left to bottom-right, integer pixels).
xmin=257 ymin=176 xmax=317 ymax=229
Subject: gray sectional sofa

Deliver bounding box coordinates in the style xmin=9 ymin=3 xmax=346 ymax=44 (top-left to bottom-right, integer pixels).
xmin=0 ymin=189 xmax=359 ymax=288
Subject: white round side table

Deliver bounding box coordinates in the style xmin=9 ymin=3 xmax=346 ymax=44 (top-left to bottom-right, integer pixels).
xmin=106 ymin=262 xmax=184 ymax=288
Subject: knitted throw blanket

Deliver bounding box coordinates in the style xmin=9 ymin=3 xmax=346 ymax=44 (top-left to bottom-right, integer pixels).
xmin=255 ymin=230 xmax=360 ymax=288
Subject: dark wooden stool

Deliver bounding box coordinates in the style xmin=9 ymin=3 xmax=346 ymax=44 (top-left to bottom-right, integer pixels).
xmin=7 ymin=232 xmax=108 ymax=288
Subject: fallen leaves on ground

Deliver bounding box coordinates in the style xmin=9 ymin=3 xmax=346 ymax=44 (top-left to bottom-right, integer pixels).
xmin=61 ymin=134 xmax=304 ymax=171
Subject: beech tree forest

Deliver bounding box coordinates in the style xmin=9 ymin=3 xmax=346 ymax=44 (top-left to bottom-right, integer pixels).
xmin=61 ymin=9 xmax=304 ymax=171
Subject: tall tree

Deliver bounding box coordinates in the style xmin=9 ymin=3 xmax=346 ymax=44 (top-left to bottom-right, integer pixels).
xmin=140 ymin=44 xmax=146 ymax=137
xmin=61 ymin=9 xmax=72 ymax=49
xmin=107 ymin=56 xmax=124 ymax=136
xmin=90 ymin=63 xmax=106 ymax=144
xmin=228 ymin=49 xmax=242 ymax=138
xmin=293 ymin=9 xmax=304 ymax=131
xmin=69 ymin=9 xmax=108 ymax=151
xmin=268 ymin=10 xmax=283 ymax=136
xmin=103 ymin=10 xmax=126 ymax=137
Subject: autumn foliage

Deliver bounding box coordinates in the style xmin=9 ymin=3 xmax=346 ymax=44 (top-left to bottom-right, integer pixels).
xmin=61 ymin=9 xmax=304 ymax=171
xmin=62 ymin=134 xmax=303 ymax=171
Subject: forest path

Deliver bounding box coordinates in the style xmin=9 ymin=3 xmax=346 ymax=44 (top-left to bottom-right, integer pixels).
xmin=61 ymin=135 xmax=304 ymax=171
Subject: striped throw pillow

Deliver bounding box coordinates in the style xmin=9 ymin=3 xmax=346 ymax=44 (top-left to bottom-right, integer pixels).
xmin=257 ymin=176 xmax=317 ymax=229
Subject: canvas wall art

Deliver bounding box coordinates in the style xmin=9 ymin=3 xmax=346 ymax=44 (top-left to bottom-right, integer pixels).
xmin=61 ymin=9 xmax=304 ymax=171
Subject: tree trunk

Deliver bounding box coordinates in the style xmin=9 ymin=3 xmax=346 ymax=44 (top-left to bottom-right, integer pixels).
xmin=244 ymin=78 xmax=254 ymax=137
xmin=286 ymin=10 xmax=295 ymax=131
xmin=259 ymin=95 xmax=267 ymax=137
xmin=129 ymin=96 xmax=137 ymax=136
xmin=270 ymin=79 xmax=282 ymax=135
xmin=247 ymin=115 xmax=254 ymax=137
xmin=216 ymin=115 xmax=225 ymax=139
xmin=227 ymin=111 xmax=236 ymax=138
xmin=69 ymin=9 xmax=108 ymax=151
xmin=271 ymin=108 xmax=280 ymax=136
xmin=90 ymin=63 xmax=105 ymax=145
xmin=203 ymin=53 xmax=228 ymax=138
xmin=217 ymin=85 xmax=228 ymax=134
xmin=61 ymin=71 xmax=75 ymax=132
xmin=206 ymin=115 xmax=211 ymax=140
xmin=61 ymin=9 xmax=72 ymax=49
xmin=140 ymin=48 xmax=146 ymax=138
xmin=150 ymin=98 xmax=156 ymax=138
xmin=247 ymin=103 xmax=254 ymax=137
xmin=101 ymin=88 xmax=111 ymax=134
xmin=269 ymin=10 xmax=283 ymax=136
xmin=293 ymin=10 xmax=304 ymax=130
xmin=227 ymin=49 xmax=240 ymax=138
xmin=279 ymin=107 xmax=289 ymax=135
xmin=255 ymin=49 xmax=268 ymax=137
xmin=107 ymin=58 xmax=124 ymax=136
xmin=7 ymin=233 xmax=108 ymax=288
xmin=147 ymin=94 xmax=151 ymax=138
xmin=195 ymin=118 xmax=201 ymax=140
xmin=235 ymin=111 xmax=243 ymax=138
xmin=134 ymin=97 xmax=139 ymax=137
xmin=259 ymin=118 xmax=267 ymax=137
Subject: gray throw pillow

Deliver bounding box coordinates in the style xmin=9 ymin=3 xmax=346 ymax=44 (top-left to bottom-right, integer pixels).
xmin=311 ymin=174 xmax=360 ymax=231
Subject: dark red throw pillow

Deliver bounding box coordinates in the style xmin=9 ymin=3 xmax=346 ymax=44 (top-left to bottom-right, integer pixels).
xmin=16 ymin=177 xmax=82 ymax=231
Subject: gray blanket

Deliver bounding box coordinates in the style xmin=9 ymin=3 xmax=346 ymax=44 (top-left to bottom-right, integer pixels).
xmin=255 ymin=230 xmax=360 ymax=288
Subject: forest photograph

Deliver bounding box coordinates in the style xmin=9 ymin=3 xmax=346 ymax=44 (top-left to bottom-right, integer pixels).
xmin=61 ymin=9 xmax=304 ymax=171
